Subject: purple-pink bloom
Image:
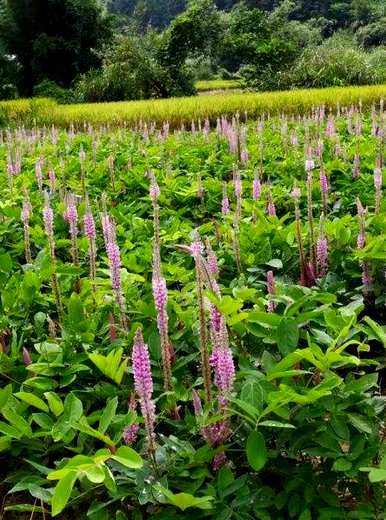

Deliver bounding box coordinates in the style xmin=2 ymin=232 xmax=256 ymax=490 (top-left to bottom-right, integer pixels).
xmin=123 ymin=393 xmax=139 ymax=445
xmin=22 ymin=347 xmax=32 ymax=366
xmin=132 ymin=328 xmax=156 ymax=449
xmin=212 ymin=452 xmax=227 ymax=471
xmin=267 ymin=200 xmax=276 ymax=216
xmin=21 ymin=199 xmax=31 ymax=225
xmin=84 ymin=211 xmax=96 ymax=240
xmin=107 ymin=241 xmax=121 ymax=290
xmin=43 ymin=201 xmax=54 ymax=238
xmin=317 ymin=237 xmax=328 ymax=277
xmin=291 ymin=186 xmax=301 ymax=200
xmin=189 ymin=239 xmax=204 ymax=257
xmin=266 ymin=270 xmax=276 ymax=312
xmin=48 ymin=169 xmax=56 ymax=193
xmin=149 ymin=178 xmax=160 ymax=202
xmin=123 ymin=423 xmax=139 ymax=445
xmin=319 ymin=170 xmax=328 ymax=195
xmin=222 ymin=191 xmax=230 ymax=216
xmin=192 ymin=389 xmax=203 ymax=416
xmin=252 ymin=175 xmax=261 ymax=200
xmin=352 ymin=154 xmax=360 ymax=179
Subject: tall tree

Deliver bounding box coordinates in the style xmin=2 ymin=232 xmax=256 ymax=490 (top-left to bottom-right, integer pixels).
xmin=4 ymin=0 xmax=112 ymax=95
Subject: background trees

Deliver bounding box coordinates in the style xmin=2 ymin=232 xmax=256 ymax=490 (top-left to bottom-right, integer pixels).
xmin=0 ymin=0 xmax=385 ymax=101
xmin=1 ymin=0 xmax=112 ymax=95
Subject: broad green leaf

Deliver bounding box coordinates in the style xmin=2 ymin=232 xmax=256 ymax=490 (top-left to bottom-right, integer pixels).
xmin=0 ymin=420 xmax=21 ymax=438
xmin=248 ymin=311 xmax=281 ymax=327
xmin=32 ymin=413 xmax=54 ymax=430
xmin=110 ymin=446 xmax=143 ymax=469
xmin=155 ymin=485 xmax=213 ymax=511
xmin=51 ymin=471 xmax=77 ymax=516
xmin=368 ymin=468 xmax=386 ymax=482
xmin=332 ymin=458 xmax=352 ymax=472
xmin=276 ymin=318 xmax=299 ymax=356
xmin=0 ymin=385 xmax=12 ymax=410
xmin=88 ymin=349 xmax=128 ymax=385
xmin=52 ymin=393 xmax=83 ymax=441
xmin=15 ymin=392 xmax=49 ymax=412
xmin=1 ymin=407 xmax=32 ymax=436
xmin=83 ymin=464 xmax=106 ymax=484
xmin=75 ymin=417 xmax=115 ymax=447
xmin=99 ymin=397 xmax=118 ymax=434
xmin=240 ymin=379 xmax=264 ymax=412
xmin=44 ymin=392 xmax=64 ymax=417
xmin=363 ymin=316 xmax=386 ymax=348
xmin=347 ymin=413 xmax=373 ymax=434
xmin=0 ymin=436 xmax=11 ymax=452
xmin=246 ymin=430 xmax=267 ymax=471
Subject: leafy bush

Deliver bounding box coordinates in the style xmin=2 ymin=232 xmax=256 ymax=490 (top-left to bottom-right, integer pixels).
xmin=33 ymin=80 xmax=74 ymax=104
xmin=356 ymin=19 xmax=386 ymax=48
xmin=282 ymin=35 xmax=386 ymax=88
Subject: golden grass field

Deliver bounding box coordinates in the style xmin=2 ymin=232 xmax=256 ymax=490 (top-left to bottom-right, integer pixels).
xmin=1 ymin=84 xmax=385 ymax=128
xmin=195 ymin=79 xmax=242 ymax=91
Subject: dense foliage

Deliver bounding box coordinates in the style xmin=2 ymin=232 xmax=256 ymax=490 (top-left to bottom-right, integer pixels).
xmin=0 ymin=0 xmax=112 ymax=96
xmin=0 ymin=101 xmax=385 ymax=519
xmin=0 ymin=0 xmax=385 ymax=101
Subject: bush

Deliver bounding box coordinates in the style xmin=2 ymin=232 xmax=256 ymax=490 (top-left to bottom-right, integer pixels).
xmin=356 ymin=19 xmax=386 ymax=48
xmin=282 ymin=35 xmax=386 ymax=88
xmin=74 ymin=32 xmax=196 ymax=103
xmin=33 ymin=79 xmax=74 ymax=104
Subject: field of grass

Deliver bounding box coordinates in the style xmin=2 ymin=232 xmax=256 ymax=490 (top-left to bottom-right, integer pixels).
xmin=1 ymin=84 xmax=386 ymax=128
xmin=195 ymin=79 xmax=242 ymax=91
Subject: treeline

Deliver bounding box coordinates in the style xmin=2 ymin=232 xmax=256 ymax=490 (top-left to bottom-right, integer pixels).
xmin=0 ymin=0 xmax=385 ymax=102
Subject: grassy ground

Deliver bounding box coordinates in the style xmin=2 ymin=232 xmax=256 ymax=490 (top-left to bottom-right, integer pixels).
xmin=1 ymin=84 xmax=385 ymax=128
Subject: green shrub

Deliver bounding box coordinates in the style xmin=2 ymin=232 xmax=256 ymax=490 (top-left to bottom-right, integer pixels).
xmin=33 ymin=79 xmax=74 ymax=104
xmin=283 ymin=35 xmax=386 ymax=88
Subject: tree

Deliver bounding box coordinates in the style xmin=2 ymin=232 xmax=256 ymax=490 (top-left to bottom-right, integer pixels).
xmin=159 ymin=0 xmax=221 ymax=67
xmin=3 ymin=0 xmax=112 ymax=95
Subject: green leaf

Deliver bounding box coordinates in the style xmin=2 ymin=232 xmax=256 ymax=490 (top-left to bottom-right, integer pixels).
xmin=88 ymin=349 xmax=128 ymax=385
xmin=52 ymin=393 xmax=83 ymax=441
xmin=32 ymin=413 xmax=54 ymax=430
xmin=363 ymin=316 xmax=386 ymax=349
xmin=15 ymin=392 xmax=49 ymax=412
xmin=99 ymin=397 xmax=118 ymax=434
xmin=299 ymin=509 xmax=312 ymax=520
xmin=368 ymin=468 xmax=386 ymax=482
xmin=217 ymin=466 xmax=234 ymax=494
xmin=246 ymin=430 xmax=267 ymax=471
xmin=0 ymin=420 xmax=21 ymax=438
xmin=276 ymin=318 xmax=299 ymax=356
xmin=83 ymin=464 xmax=106 ymax=484
xmin=1 ymin=407 xmax=32 ymax=436
xmin=44 ymin=392 xmax=64 ymax=417
xmin=0 ymin=385 xmax=12 ymax=410
xmin=332 ymin=458 xmax=352 ymax=472
xmin=259 ymin=420 xmax=295 ymax=428
xmin=110 ymin=446 xmax=143 ymax=469
xmin=75 ymin=417 xmax=115 ymax=447
xmin=155 ymin=485 xmax=214 ymax=511
xmin=266 ymin=259 xmax=283 ymax=269
xmin=347 ymin=413 xmax=373 ymax=434
xmin=240 ymin=379 xmax=264 ymax=412
xmin=248 ymin=311 xmax=281 ymax=327
xmin=0 ymin=253 xmax=13 ymax=273
xmin=51 ymin=471 xmax=77 ymax=516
